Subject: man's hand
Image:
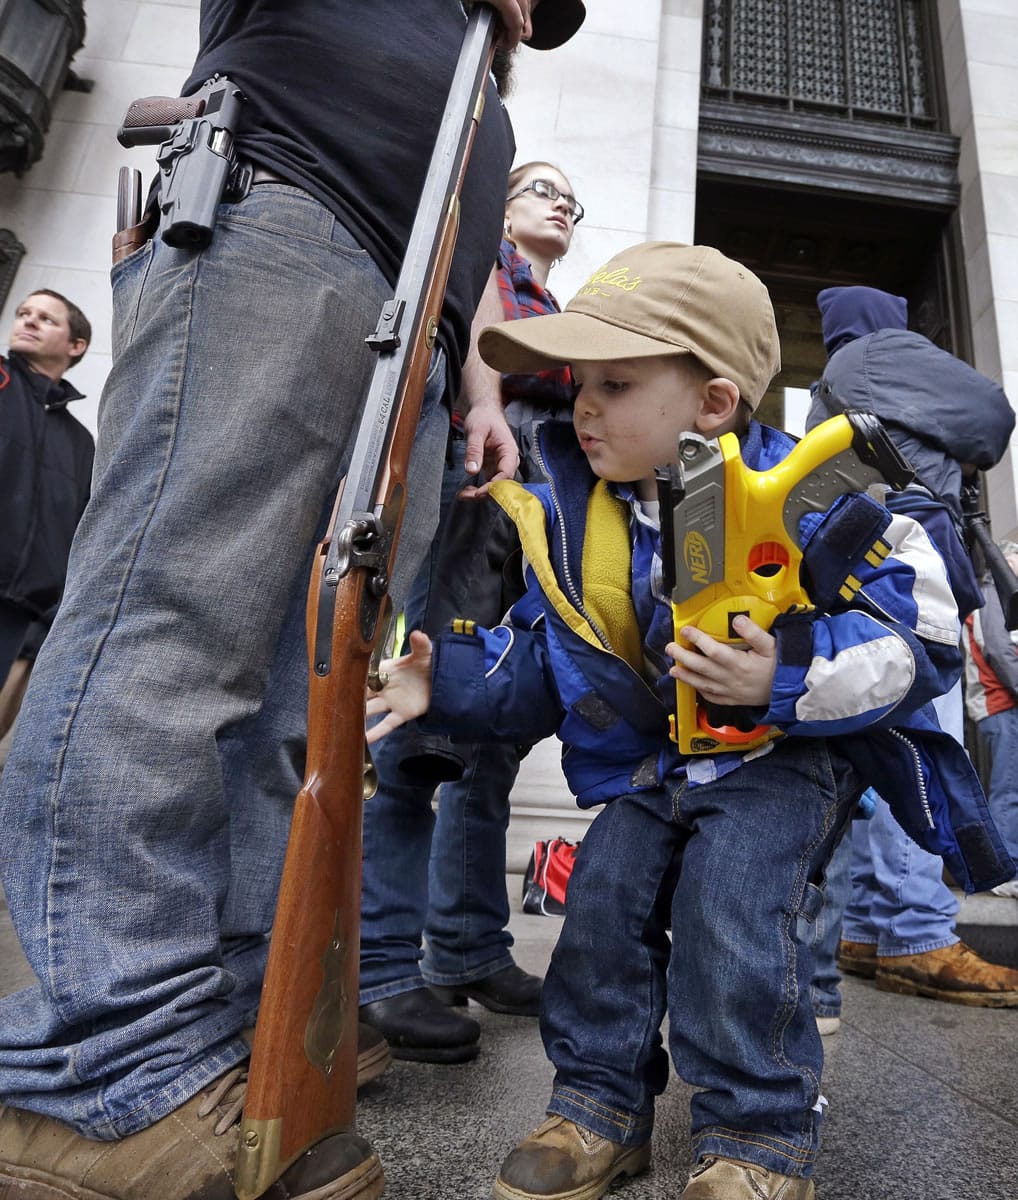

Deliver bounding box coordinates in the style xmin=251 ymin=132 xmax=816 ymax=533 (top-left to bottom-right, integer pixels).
xmin=667 ymin=614 xmax=777 ymax=708
xmin=365 ymin=630 xmax=435 ymax=743
xmin=488 ymin=0 xmax=537 ymax=50
xmin=459 ymin=399 xmax=519 ymax=498
xmin=457 ymin=264 xmax=520 ymax=498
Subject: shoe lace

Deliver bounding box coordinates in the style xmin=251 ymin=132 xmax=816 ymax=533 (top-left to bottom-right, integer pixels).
xmin=196 ymin=1065 xmax=249 ymax=1137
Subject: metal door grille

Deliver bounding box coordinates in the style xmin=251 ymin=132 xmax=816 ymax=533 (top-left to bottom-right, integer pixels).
xmin=703 ymin=0 xmax=937 ymax=128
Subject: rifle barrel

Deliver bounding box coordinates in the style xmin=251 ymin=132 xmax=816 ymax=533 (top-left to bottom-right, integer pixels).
xmin=236 ymin=10 xmax=498 ymax=1198
xmin=968 ymin=514 xmax=1018 ymax=631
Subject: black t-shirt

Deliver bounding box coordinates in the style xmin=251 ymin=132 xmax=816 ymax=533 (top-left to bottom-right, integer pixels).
xmin=184 ymin=0 xmax=514 ymax=397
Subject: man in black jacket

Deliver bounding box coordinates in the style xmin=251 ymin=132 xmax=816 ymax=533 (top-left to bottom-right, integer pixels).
xmin=0 ymin=289 xmax=93 ymax=681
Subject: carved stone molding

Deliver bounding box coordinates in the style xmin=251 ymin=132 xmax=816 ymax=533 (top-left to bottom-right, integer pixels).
xmin=698 ymin=101 xmax=959 ymax=209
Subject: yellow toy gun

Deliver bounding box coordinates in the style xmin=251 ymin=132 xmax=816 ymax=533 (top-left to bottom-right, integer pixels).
xmin=656 ymin=411 xmax=913 ymax=755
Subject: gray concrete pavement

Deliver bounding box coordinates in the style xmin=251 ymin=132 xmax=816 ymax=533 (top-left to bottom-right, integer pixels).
xmin=3 ymin=886 xmax=1018 ymax=1198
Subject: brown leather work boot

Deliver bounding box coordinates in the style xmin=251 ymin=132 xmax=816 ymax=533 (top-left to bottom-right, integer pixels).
xmin=493 ymin=1114 xmax=651 ymax=1200
xmin=835 ymin=939 xmax=877 ymax=979
xmin=680 ymin=1156 xmax=815 ymax=1198
xmin=876 ymin=940 xmax=1018 ymax=1006
xmin=0 ymin=1064 xmax=383 ymax=1199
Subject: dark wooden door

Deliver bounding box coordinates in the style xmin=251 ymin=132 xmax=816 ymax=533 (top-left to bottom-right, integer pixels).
xmin=693 ymin=177 xmax=967 ymax=428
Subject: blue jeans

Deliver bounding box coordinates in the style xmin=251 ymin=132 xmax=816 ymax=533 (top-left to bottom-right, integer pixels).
xmin=359 ymin=735 xmax=521 ymax=1000
xmin=977 ymin=708 xmax=1018 ymax=862
xmin=840 ymin=797 xmax=958 ymax=955
xmin=809 ymin=688 xmax=962 ymax=1014
xmin=0 ymin=182 xmax=448 ymax=1139
xmin=810 ymin=801 xmax=959 ymax=1018
xmin=360 ymin=436 xmax=520 ymax=1001
xmin=807 ymin=826 xmax=852 ymax=1022
xmin=541 ymin=739 xmax=861 ymax=1177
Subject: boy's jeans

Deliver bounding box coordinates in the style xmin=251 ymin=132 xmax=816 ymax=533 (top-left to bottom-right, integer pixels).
xmin=541 ymin=739 xmax=860 ymax=1177
xmin=0 ymin=183 xmax=447 ymax=1139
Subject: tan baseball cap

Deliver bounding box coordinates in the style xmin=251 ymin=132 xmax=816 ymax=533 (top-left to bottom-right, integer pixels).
xmin=478 ymin=241 xmax=781 ymax=409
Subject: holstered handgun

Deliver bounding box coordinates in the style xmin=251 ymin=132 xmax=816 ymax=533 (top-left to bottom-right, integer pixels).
xmin=117 ymin=73 xmax=249 ymax=250
xmin=656 ymin=411 xmax=913 ymax=755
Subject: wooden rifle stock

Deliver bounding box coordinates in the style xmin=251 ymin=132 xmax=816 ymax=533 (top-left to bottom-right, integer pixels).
xmin=235 ymin=10 xmax=496 ymax=1198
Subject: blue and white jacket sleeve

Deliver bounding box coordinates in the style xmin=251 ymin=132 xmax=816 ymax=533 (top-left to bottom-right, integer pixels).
xmin=762 ymin=491 xmax=962 ymax=736
xmin=424 ymin=581 xmax=565 ymax=745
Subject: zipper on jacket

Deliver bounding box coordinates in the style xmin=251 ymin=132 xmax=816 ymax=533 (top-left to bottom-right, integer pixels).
xmin=889 ymin=728 xmax=935 ymax=829
xmin=533 ymin=438 xmax=613 ymax=652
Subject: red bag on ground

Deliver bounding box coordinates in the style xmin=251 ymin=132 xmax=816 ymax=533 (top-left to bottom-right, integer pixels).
xmin=521 ymin=837 xmax=579 ymax=916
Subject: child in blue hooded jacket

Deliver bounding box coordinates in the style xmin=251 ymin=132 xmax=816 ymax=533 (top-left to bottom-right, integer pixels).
xmin=367 ymin=243 xmax=1013 ymax=1200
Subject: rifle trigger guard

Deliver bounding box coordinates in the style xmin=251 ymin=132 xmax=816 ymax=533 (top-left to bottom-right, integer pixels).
xmin=367 ymin=596 xmax=394 ymax=692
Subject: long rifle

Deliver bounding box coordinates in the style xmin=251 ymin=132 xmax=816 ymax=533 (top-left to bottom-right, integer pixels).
xmin=235 ymin=10 xmax=497 ymax=1197
xmin=961 ymin=478 xmax=1018 ymax=632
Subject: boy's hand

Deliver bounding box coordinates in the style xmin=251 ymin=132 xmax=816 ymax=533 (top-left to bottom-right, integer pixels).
xmin=667 ymin=614 xmax=777 ymax=708
xmin=365 ymin=630 xmax=434 ymax=743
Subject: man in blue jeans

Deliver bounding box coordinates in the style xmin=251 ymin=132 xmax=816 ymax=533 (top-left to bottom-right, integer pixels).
xmin=811 ymin=687 xmax=1018 ymax=1034
xmin=964 ymin=548 xmax=1018 ymax=897
xmin=807 ymin=286 xmax=1018 ymax=1026
xmin=0 ymin=3 xmax=586 ymax=1199
xmin=359 ymin=432 xmax=535 ymax=1063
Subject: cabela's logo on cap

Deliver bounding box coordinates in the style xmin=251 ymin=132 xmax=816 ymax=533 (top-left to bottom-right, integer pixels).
xmin=580 ymin=265 xmax=642 ymax=298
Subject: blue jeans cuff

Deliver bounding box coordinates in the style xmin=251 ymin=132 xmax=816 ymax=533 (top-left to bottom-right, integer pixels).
xmin=877 ymin=934 xmax=958 ymax=957
xmin=812 ymin=1002 xmax=841 ymax=1020
xmin=96 ymin=1036 xmax=251 ymax=1140
xmin=358 ymin=975 xmax=426 ymax=1006
xmin=692 ymin=1118 xmax=819 ymax=1177
xmin=548 ymin=1086 xmax=653 ymax=1147
xmin=421 ymin=953 xmax=515 ymax=988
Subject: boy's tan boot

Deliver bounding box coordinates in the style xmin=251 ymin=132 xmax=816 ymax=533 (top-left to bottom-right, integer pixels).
xmin=492 ymin=1115 xmax=651 ymax=1200
xmin=680 ymin=1156 xmax=815 ymax=1198
xmin=0 ymin=1064 xmax=383 ymax=1200
xmin=876 ymin=941 xmax=1018 ymax=1006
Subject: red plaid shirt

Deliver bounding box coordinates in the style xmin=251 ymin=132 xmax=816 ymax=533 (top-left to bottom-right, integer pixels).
xmin=495 ymin=239 xmax=574 ymax=411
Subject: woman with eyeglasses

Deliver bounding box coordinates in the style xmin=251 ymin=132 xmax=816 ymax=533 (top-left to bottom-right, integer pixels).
xmin=490 ymin=160 xmax=581 ymax=475
xmin=504 ymin=161 xmax=583 ymax=271
xmin=358 ymin=161 xmax=583 ymax=1064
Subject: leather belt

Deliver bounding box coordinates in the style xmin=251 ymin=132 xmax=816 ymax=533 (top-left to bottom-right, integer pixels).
xmin=251 ymin=165 xmax=288 ymax=186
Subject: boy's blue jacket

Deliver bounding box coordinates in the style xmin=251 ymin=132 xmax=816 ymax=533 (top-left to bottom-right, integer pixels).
xmin=423 ymin=420 xmax=1015 ymax=893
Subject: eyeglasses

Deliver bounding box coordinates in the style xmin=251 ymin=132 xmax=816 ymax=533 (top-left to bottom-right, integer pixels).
xmin=505 ymin=178 xmax=584 ymax=223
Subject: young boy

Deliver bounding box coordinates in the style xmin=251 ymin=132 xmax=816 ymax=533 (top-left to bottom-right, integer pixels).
xmin=366 ymin=243 xmax=1013 ymax=1200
